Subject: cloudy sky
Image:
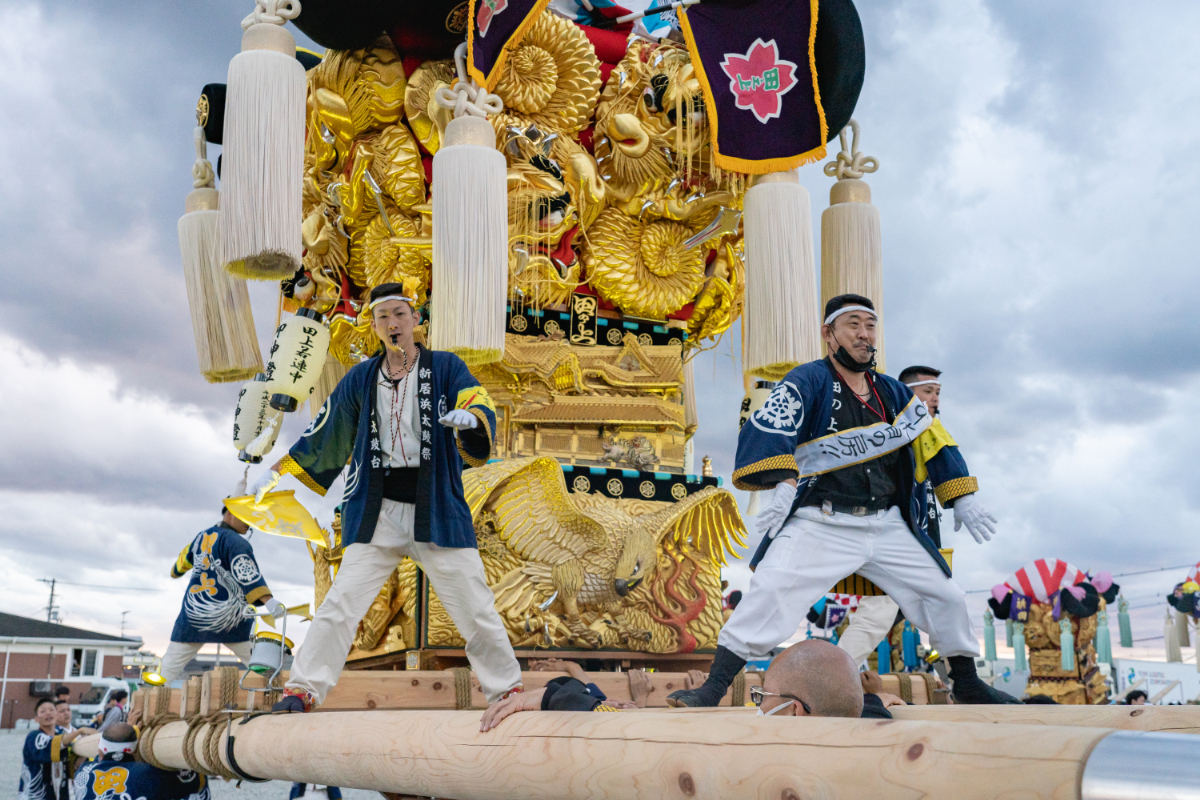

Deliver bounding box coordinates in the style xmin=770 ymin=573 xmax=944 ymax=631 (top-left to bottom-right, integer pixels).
xmin=0 ymin=1 xmax=1195 ymax=665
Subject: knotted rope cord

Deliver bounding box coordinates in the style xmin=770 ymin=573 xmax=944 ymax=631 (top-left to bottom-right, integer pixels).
xmin=241 ymin=0 xmax=300 ymax=30
xmin=896 ymin=673 xmax=914 ymax=705
xmin=192 ymin=127 xmax=215 ymax=190
xmin=822 ymin=119 xmax=879 ymax=181
xmin=434 ymin=43 xmax=504 ymax=120
xmin=730 ymin=671 xmax=746 ymax=707
xmin=193 ymin=666 xmax=242 ymax=777
xmin=134 ymin=687 xmax=180 ymax=771
xmin=452 ymin=667 xmax=476 ymax=710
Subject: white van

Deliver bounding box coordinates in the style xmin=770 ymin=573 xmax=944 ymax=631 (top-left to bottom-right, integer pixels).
xmin=72 ymin=677 xmax=135 ymax=729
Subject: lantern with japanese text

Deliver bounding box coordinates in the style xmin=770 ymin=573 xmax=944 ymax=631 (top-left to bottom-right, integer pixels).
xmin=264 ymin=308 xmax=331 ymax=412
xmin=233 ymin=374 xmax=278 ymax=463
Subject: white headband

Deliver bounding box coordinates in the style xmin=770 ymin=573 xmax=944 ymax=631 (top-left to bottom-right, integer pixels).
xmin=823 ymin=304 xmax=878 ymax=326
xmin=368 ymin=295 xmax=414 ymax=310
xmin=904 ymin=379 xmax=941 ymax=388
xmin=97 ymin=737 xmax=137 ymax=755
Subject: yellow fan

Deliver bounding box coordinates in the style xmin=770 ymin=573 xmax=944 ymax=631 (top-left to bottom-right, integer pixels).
xmin=224 ymin=490 xmax=327 ymax=545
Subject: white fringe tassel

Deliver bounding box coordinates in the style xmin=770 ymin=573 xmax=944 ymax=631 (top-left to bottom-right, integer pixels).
xmin=179 ymin=125 xmax=262 ymax=383
xmin=219 ymin=20 xmax=305 ymax=281
xmin=430 ymin=116 xmax=508 ymax=365
xmin=821 ymin=120 xmax=885 ymax=370
xmin=821 ymin=200 xmax=885 ymax=371
xmin=742 ymin=174 xmax=821 ymax=380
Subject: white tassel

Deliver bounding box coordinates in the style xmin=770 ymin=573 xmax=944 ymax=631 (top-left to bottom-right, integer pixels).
xmin=742 ymin=171 xmax=821 ymax=379
xmin=429 ymin=44 xmax=507 ymax=365
xmin=1166 ymin=611 xmax=1183 ymax=663
xmin=179 ymin=127 xmax=262 ymax=383
xmin=219 ymin=1 xmax=305 ymax=281
xmin=820 ymin=120 xmax=885 ymax=371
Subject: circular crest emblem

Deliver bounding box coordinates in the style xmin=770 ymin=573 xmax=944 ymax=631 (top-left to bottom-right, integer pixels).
xmin=510 ymin=315 xmax=528 ymax=332
xmin=751 ymin=381 xmax=804 ymax=436
xmin=607 ymin=327 xmax=624 ymax=345
xmin=637 ymin=333 xmax=653 ymax=346
xmin=639 ymin=480 xmax=656 ymax=498
xmin=230 ymin=554 xmax=261 ymax=584
xmin=572 ymin=475 xmax=591 ymax=493
xmin=671 ymin=483 xmax=687 ymax=500
xmin=445 ymin=1 xmax=470 ymax=33
xmin=606 ymin=478 xmax=624 ymax=496
xmin=544 ymin=320 xmax=562 ymax=336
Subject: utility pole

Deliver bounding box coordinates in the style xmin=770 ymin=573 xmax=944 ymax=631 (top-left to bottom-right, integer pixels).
xmin=120 ymin=611 xmax=130 ymax=639
xmin=37 ymin=579 xmax=59 ymax=623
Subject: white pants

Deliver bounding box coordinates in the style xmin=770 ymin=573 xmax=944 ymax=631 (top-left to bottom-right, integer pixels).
xmin=720 ymin=506 xmax=978 ymax=660
xmin=287 ymin=500 xmax=521 ymax=704
xmin=838 ymin=595 xmax=901 ymax=667
xmin=160 ymin=640 xmax=254 ymax=682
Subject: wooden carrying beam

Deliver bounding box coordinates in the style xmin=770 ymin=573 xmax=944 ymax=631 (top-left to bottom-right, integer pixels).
xmin=891 ymin=704 xmax=1200 ymax=734
xmin=127 ymin=710 xmax=1164 ymax=800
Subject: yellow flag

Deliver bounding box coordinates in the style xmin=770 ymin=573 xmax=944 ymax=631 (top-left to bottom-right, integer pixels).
xmin=224 ymin=491 xmax=327 ymax=545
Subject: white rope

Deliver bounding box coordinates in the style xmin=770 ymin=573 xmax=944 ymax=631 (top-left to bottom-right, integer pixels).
xmin=434 ymin=43 xmax=504 ymax=120
xmin=241 ymin=0 xmax=301 ymax=30
xmin=192 ymin=127 xmax=216 ymax=190
xmin=823 ymin=119 xmax=879 ymax=181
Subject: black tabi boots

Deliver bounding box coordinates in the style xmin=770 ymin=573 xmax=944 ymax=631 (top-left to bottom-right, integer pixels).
xmin=948 ymin=655 xmax=1021 ymax=704
xmin=666 ymin=645 xmax=746 ymax=707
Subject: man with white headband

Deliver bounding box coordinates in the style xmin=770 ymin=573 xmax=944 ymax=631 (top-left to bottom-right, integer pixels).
xmin=833 ymin=364 xmax=992 ymax=668
xmin=251 ymin=281 xmax=521 ymax=713
xmin=669 ymin=294 xmax=1014 ymax=707
xmin=75 ymin=721 xmax=209 ymax=800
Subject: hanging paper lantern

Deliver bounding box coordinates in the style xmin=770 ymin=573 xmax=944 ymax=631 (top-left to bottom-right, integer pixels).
xmin=233 ymin=374 xmax=285 ymax=463
xmin=983 ymin=608 xmax=997 ymax=662
xmin=742 ymin=171 xmax=821 ymax=379
xmin=219 ymin=1 xmax=306 ymax=280
xmin=821 ymin=120 xmax=885 ymax=371
xmin=264 ymin=308 xmax=331 ymax=412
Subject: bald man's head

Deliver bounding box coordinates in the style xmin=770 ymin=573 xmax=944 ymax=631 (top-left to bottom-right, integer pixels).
xmin=103 ymin=723 xmax=137 ymax=743
xmin=764 ymin=640 xmax=864 ymax=718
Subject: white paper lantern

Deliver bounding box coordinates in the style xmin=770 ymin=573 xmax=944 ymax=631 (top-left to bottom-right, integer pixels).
xmin=264 ymin=308 xmax=331 ymax=412
xmin=233 ymin=374 xmax=274 ymax=462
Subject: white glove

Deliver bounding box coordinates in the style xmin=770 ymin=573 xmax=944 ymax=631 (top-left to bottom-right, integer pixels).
xmin=250 ymin=470 xmax=281 ymax=504
xmin=953 ymin=493 xmax=997 ymax=544
xmin=263 ymin=597 xmax=286 ymax=621
xmin=756 ymin=482 xmax=797 ymax=539
xmin=438 ymin=409 xmax=478 ymax=431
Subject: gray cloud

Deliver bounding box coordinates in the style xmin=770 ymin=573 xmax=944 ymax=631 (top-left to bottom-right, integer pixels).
xmin=1 ymin=0 xmax=1196 ymax=655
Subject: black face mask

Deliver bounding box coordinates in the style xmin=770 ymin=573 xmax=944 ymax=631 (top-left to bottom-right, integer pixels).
xmin=832 ymin=342 xmax=877 ymax=373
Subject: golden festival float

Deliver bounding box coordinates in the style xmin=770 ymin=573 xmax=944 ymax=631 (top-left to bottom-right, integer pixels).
xmin=182 ymin=0 xmax=876 ymax=672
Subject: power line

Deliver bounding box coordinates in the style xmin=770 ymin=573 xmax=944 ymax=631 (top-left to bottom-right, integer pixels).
xmin=40 ymin=580 xmax=161 ymax=593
